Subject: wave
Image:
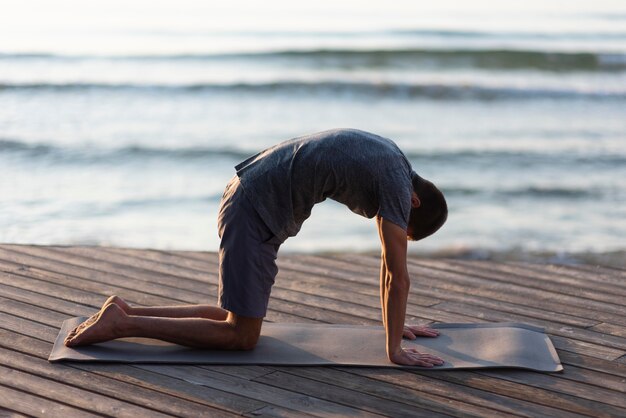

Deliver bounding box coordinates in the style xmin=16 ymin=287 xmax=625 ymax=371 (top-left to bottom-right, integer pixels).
xmin=2 ymin=139 xmax=611 ymax=202
xmin=0 ymin=80 xmax=622 ymax=100
xmin=441 ymin=186 xmax=602 ymax=199
xmin=405 ymin=149 xmax=626 ymax=165
xmin=100 ymin=27 xmax=626 ymax=40
xmin=0 ymin=139 xmax=254 ymax=161
xmin=3 ymin=138 xmax=625 ymax=168
xmin=1 ymin=48 xmax=624 ymax=71
xmin=422 ymin=247 xmax=626 ymax=269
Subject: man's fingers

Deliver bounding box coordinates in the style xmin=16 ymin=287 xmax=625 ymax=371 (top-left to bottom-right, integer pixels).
xmin=405 ymin=325 xmax=439 ymax=337
xmin=415 ymin=327 xmax=439 ymax=337
xmin=402 ymin=329 xmax=417 ymax=340
xmin=404 ymin=349 xmax=444 ymax=365
xmin=409 ymin=356 xmax=438 ymax=368
xmin=414 ymin=361 xmax=434 ymax=368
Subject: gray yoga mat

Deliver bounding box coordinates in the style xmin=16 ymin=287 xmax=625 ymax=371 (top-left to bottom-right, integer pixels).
xmin=49 ymin=317 xmax=562 ymax=371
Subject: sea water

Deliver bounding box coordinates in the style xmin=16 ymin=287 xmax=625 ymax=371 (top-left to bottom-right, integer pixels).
xmin=1 ymin=1 xmax=625 ymax=261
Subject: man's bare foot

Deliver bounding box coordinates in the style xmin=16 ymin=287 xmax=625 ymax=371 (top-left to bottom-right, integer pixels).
xmin=64 ymin=310 xmax=103 ymax=344
xmin=64 ymin=296 xmax=131 ymax=344
xmin=103 ymin=295 xmax=132 ymax=314
xmin=64 ymin=303 xmax=127 ymax=347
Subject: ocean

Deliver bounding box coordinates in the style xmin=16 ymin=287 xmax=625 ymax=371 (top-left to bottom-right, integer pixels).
xmin=1 ymin=1 xmax=625 ymax=264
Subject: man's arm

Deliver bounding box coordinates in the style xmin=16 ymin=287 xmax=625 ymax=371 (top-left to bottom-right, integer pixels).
xmin=379 ymin=253 xmax=387 ymax=327
xmin=377 ymin=216 xmax=443 ymax=367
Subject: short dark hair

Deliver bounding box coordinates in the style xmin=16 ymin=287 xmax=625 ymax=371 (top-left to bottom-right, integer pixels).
xmin=408 ymin=173 xmax=448 ymax=241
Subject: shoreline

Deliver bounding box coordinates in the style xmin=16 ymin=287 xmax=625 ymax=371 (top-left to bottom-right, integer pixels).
xmin=3 ymin=241 xmax=624 ymax=270
xmin=312 ymin=247 xmax=626 ymax=270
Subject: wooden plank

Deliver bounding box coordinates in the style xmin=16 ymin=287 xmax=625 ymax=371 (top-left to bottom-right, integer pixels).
xmin=285 ymin=253 xmax=624 ymax=320
xmin=270 ymin=285 xmax=475 ymax=325
xmin=0 ymin=312 xmax=58 ymax=342
xmin=0 ymin=311 xmax=376 ymax=417
xmin=80 ymin=364 xmax=306 ymax=418
xmin=61 ymin=245 xmax=442 ymax=320
xmin=590 ymin=323 xmax=626 ymax=338
xmin=0 ymin=325 xmax=300 ymax=417
xmin=274 ymin=366 xmax=579 ymax=418
xmin=433 ymin=301 xmax=626 ymax=352
xmin=2 ymin=294 xmax=612 ymax=418
xmin=0 ymin=281 xmax=96 ymax=317
xmin=406 ymin=259 xmax=626 ymax=316
xmin=98 ymin=245 xmax=440 ymax=308
xmin=0 ymin=246 xmax=373 ymax=324
xmin=403 ymin=262 xmax=626 ymax=326
xmin=0 ymin=270 xmax=107 ymax=309
xmin=3 ymin=245 xmax=626 ymax=418
xmin=57 ymin=245 xmax=217 ymax=284
xmin=0 ymin=297 xmax=71 ymax=326
xmin=419 ymin=258 xmax=626 ymax=302
xmin=0 ymin=344 xmax=239 ymax=418
xmin=0 ymin=407 xmax=30 ymax=418
xmin=550 ymin=335 xmax=626 ymax=362
xmin=2 ymin=246 xmax=463 ymax=326
xmin=254 ymin=369 xmax=478 ymax=418
xmin=0 ymin=384 xmax=101 ymax=418
xmin=479 ymin=368 xmax=626 ymax=409
xmin=416 ymin=367 xmax=626 ymax=418
xmin=0 ymin=247 xmax=213 ymax=304
xmin=553 ymin=364 xmax=626 ymax=393
xmin=531 ymin=262 xmax=626 ymax=282
xmin=114 ymin=250 xmax=597 ymax=332
xmin=348 ymin=367 xmax=617 ymax=418
xmin=0 ymin=256 xmax=318 ymax=327
xmin=138 ymin=364 xmax=383 ymax=418
xmin=305 ymin=256 xmax=600 ymax=327
xmin=97 ymin=246 xmax=444 ymax=321
xmin=431 ymin=301 xmax=626 ymax=360
xmin=0 ymin=263 xmax=326 ymax=328
xmin=0 ymin=258 xmax=181 ymax=307
xmin=0 ymin=298 xmax=544 ymax=418
xmin=507 ymin=262 xmax=626 ymax=291
xmin=0 ymin=364 xmax=176 ymax=418
xmin=4 ymin=245 xmax=619 ymax=360
xmin=308 ymin=255 xmax=601 ymax=328
xmin=201 ymin=360 xmax=563 ymax=416
xmin=271 ymin=258 xmax=626 ymax=358
xmin=558 ymin=351 xmax=626 ymax=378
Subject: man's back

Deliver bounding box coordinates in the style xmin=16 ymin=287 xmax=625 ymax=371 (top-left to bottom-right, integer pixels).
xmin=235 ymin=128 xmax=414 ymax=241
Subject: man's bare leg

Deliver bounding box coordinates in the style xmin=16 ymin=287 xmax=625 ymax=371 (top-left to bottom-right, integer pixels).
xmin=64 ymin=303 xmax=262 ymax=349
xmin=64 ymin=295 xmax=229 ymax=345
xmin=103 ymin=295 xmax=228 ymax=320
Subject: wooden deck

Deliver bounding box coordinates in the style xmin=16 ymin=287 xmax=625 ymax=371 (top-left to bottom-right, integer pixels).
xmin=0 ymin=244 xmax=625 ymax=417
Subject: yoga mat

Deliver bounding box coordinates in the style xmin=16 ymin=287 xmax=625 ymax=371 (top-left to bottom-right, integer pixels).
xmin=49 ymin=318 xmax=562 ymax=371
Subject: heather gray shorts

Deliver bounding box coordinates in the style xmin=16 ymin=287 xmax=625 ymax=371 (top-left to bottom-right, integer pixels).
xmin=217 ymin=175 xmax=283 ymax=318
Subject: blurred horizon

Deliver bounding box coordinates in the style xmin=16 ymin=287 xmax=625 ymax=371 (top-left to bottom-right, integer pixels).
xmin=1 ymin=1 xmax=625 ymax=264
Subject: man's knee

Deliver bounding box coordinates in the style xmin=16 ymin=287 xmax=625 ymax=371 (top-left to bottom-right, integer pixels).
xmin=231 ymin=329 xmax=260 ymax=350
xmin=227 ymin=313 xmax=262 ymax=350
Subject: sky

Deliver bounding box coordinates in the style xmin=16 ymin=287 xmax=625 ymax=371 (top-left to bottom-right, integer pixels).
xmin=2 ymin=0 xmax=625 ymax=33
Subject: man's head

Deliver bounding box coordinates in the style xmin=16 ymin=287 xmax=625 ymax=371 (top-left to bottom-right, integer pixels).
xmin=407 ymin=173 xmax=448 ymax=241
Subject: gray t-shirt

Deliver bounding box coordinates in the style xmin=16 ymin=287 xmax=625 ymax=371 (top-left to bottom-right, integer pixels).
xmin=235 ymin=128 xmax=414 ymax=242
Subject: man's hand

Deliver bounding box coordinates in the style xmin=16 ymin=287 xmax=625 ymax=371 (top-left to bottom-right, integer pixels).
xmin=389 ymin=347 xmax=444 ymax=367
xmin=403 ymin=325 xmax=439 ymax=340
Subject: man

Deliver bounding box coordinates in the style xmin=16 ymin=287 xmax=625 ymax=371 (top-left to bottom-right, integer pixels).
xmin=65 ymin=128 xmax=448 ymax=367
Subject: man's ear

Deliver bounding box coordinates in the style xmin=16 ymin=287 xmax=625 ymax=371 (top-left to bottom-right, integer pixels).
xmin=411 ymin=191 xmax=421 ymax=208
